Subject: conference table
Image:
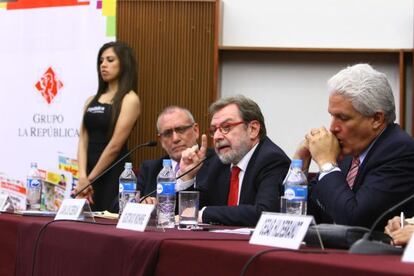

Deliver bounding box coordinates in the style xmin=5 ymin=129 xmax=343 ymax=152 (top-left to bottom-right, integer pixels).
xmin=1 ymin=212 xmax=414 ymax=276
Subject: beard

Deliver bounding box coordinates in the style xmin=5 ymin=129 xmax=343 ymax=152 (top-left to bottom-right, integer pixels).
xmin=216 ymin=138 xmax=251 ymax=165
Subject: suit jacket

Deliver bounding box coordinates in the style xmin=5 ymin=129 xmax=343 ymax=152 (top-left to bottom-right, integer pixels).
xmin=137 ymin=148 xmax=216 ymax=197
xmin=137 ymin=157 xmax=165 ymax=198
xmin=310 ymin=123 xmax=414 ymax=229
xmin=196 ymin=136 xmax=290 ymax=226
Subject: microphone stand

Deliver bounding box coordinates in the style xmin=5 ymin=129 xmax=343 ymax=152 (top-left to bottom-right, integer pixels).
xmin=349 ymin=193 xmax=414 ymax=255
xmin=72 ymin=140 xmax=157 ymax=198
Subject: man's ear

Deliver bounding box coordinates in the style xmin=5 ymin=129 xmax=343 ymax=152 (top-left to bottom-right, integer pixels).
xmin=248 ymin=120 xmax=260 ymax=140
xmin=193 ymin=123 xmax=200 ymax=139
xmin=372 ymin=111 xmax=385 ymax=130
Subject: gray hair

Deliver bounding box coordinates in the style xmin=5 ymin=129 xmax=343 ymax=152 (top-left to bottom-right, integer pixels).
xmin=327 ymin=63 xmax=396 ymax=123
xmin=156 ymin=106 xmax=195 ymax=132
xmin=209 ymin=95 xmax=267 ymax=140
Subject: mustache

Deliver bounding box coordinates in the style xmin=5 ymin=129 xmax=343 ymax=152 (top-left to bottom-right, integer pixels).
xmin=215 ymin=141 xmax=230 ymax=148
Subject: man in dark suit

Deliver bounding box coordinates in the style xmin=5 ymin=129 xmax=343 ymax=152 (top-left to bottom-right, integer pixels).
xmin=295 ymin=63 xmax=414 ymax=229
xmin=137 ymin=106 xmax=201 ymax=202
xmin=180 ymin=95 xmax=290 ymax=226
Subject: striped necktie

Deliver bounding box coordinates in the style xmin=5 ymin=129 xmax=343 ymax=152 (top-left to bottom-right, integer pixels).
xmin=346 ymin=157 xmax=360 ymax=189
xmin=174 ymin=163 xmax=180 ymax=177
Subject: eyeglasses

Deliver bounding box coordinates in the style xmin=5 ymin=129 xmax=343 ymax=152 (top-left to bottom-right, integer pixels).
xmin=158 ymin=124 xmax=194 ymax=138
xmin=208 ymin=121 xmax=245 ymax=137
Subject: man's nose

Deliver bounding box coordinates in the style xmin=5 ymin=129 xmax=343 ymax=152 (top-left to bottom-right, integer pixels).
xmin=172 ymin=130 xmax=181 ymax=142
xmin=330 ymin=120 xmax=339 ymax=133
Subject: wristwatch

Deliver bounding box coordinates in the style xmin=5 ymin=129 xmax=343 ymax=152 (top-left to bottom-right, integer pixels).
xmin=319 ymin=162 xmax=338 ymax=173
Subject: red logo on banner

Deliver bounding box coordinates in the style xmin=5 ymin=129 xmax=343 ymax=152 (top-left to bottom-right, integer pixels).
xmin=35 ymin=67 xmax=64 ymax=104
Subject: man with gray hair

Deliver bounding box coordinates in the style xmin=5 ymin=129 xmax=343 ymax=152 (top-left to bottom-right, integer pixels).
xmin=295 ymin=63 xmax=414 ymax=229
xmin=180 ymin=95 xmax=290 ymax=226
xmin=137 ymin=106 xmax=202 ymax=201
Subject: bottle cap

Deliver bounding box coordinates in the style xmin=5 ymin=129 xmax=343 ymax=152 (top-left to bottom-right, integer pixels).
xmin=124 ymin=162 xmax=132 ymax=169
xmin=291 ymin=159 xmax=303 ymax=169
xmin=162 ymin=159 xmax=172 ymax=167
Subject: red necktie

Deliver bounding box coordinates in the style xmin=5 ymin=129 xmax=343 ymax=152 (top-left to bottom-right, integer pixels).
xmin=228 ymin=166 xmax=241 ymax=206
xmin=346 ymin=157 xmax=360 ymax=189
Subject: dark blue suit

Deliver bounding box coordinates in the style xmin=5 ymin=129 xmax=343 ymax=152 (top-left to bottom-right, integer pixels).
xmin=310 ymin=123 xmax=414 ymax=229
xmin=137 ymin=148 xmax=216 ymax=197
xmin=137 ymin=158 xmax=165 ymax=198
xmin=196 ymin=137 xmax=290 ymax=226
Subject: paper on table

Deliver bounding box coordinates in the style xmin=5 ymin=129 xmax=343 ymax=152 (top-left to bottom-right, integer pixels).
xmin=405 ymin=217 xmax=414 ymax=225
xmin=93 ymin=210 xmax=119 ymax=220
xmin=209 ymin=228 xmax=254 ymax=235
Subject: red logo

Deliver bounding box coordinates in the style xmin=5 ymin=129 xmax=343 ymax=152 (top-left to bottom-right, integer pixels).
xmin=35 ymin=67 xmax=64 ymax=104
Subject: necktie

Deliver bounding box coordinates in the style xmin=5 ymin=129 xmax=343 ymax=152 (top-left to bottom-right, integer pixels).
xmin=346 ymin=157 xmax=360 ymax=189
xmin=228 ymin=166 xmax=241 ymax=206
xmin=174 ymin=164 xmax=180 ymax=177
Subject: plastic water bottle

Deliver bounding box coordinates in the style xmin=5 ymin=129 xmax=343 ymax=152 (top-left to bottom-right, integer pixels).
xmin=119 ymin=162 xmax=139 ymax=215
xmin=26 ymin=162 xmax=43 ymax=210
xmin=156 ymin=159 xmax=176 ymax=228
xmin=282 ymin=159 xmax=308 ymax=215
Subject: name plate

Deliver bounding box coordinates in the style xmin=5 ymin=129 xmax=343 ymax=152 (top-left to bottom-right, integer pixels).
xmin=402 ymin=233 xmax=414 ymax=262
xmin=55 ymin=198 xmax=88 ymax=221
xmin=250 ymin=212 xmax=313 ymax=249
xmin=117 ymin=203 xmax=154 ymax=232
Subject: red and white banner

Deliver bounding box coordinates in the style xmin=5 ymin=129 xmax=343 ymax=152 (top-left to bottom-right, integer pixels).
xmin=0 ymin=0 xmax=115 ymax=181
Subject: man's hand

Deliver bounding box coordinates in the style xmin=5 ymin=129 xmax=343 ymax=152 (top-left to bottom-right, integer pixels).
xmin=293 ymin=138 xmax=311 ymax=171
xmin=306 ymin=127 xmax=340 ymax=167
xmin=388 ymin=224 xmax=414 ymax=246
xmin=179 ymin=134 xmax=208 ymax=181
xmin=385 ymin=216 xmax=403 ymax=235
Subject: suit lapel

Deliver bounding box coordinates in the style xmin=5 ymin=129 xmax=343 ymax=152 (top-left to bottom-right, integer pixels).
xmin=239 ymin=140 xmax=263 ymax=203
xmin=349 ymin=124 xmax=395 ymax=191
xmin=221 ymin=165 xmax=231 ymax=203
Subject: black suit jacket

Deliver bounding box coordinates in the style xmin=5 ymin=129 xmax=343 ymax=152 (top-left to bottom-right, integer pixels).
xmin=310 ymin=123 xmax=414 ymax=229
xmin=137 ymin=157 xmax=165 ymax=198
xmin=137 ymin=148 xmax=216 ymax=197
xmin=196 ymin=136 xmax=290 ymax=226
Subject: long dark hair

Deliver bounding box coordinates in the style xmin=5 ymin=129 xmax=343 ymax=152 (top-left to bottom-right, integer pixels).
xmin=87 ymin=41 xmax=138 ymax=138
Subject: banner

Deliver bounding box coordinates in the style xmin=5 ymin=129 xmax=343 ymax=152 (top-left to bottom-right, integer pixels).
xmin=0 ymin=0 xmax=115 ymax=181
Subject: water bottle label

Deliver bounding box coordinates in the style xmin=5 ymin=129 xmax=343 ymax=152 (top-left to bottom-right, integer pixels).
xmin=157 ymin=182 xmax=175 ymax=195
xmin=27 ymin=178 xmax=41 ymax=188
xmin=120 ymin=182 xmax=136 ymax=192
xmin=284 ymin=186 xmax=307 ymax=200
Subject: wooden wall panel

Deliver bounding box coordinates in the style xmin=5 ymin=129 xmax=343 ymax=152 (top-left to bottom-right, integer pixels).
xmin=117 ymin=0 xmax=219 ymax=166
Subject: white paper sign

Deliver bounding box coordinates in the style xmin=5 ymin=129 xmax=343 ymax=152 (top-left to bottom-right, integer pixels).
xmin=250 ymin=212 xmax=313 ymax=249
xmin=55 ymin=198 xmax=86 ymax=221
xmin=402 ymin=233 xmax=414 ymax=262
xmin=0 ymin=194 xmax=10 ymax=211
xmin=116 ymin=203 xmax=155 ymax=232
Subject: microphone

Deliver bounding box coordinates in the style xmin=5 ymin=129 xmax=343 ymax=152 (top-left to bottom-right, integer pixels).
xmin=139 ymin=151 xmax=214 ymax=203
xmin=348 ymin=192 xmax=414 ymax=255
xmin=72 ymin=140 xmax=157 ymax=198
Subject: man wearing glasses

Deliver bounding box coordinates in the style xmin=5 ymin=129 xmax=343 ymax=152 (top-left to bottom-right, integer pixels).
xmin=180 ymin=95 xmax=290 ymax=226
xmin=138 ymin=106 xmax=207 ymax=203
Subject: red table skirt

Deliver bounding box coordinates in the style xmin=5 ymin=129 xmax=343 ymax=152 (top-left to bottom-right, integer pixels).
xmin=1 ymin=213 xmax=414 ymax=276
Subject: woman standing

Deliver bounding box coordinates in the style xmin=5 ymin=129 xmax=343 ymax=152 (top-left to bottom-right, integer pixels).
xmin=75 ymin=41 xmax=141 ymax=212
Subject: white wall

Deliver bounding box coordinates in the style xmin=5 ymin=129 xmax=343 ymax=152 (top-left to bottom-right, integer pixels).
xmin=219 ymin=1 xmax=412 ymax=170
xmin=221 ymin=0 xmax=413 ymax=48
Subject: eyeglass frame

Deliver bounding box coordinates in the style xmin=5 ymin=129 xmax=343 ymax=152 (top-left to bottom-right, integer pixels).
xmin=158 ymin=123 xmax=195 ymax=139
xmin=208 ymin=121 xmax=245 ymax=138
